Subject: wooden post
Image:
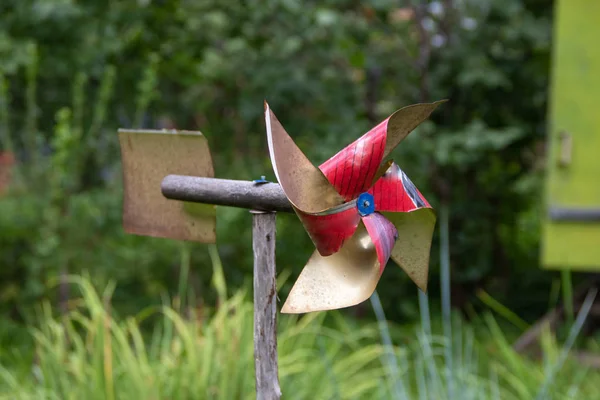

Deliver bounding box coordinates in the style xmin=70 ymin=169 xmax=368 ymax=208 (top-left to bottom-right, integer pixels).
xmin=251 ymin=210 xmax=281 ymax=400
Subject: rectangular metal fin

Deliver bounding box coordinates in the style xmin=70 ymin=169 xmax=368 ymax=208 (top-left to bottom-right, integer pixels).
xmin=119 ymin=129 xmax=216 ymax=243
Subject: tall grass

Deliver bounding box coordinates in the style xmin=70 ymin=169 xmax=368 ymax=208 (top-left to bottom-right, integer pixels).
xmin=2 ymin=273 xmax=596 ymax=399
xmin=0 ymin=274 xmax=392 ymax=400
xmin=1 ymin=275 xmax=598 ymax=399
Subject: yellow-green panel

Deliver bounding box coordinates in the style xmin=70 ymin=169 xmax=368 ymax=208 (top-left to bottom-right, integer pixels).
xmin=541 ymin=0 xmax=600 ymax=270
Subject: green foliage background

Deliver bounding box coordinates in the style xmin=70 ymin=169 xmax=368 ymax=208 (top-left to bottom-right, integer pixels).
xmin=0 ymin=0 xmax=555 ymax=340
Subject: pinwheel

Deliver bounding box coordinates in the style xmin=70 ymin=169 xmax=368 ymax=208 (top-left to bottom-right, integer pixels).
xmin=264 ymin=100 xmax=445 ymax=313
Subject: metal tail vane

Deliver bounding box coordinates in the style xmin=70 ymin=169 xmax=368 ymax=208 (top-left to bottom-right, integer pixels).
xmin=118 ymin=129 xmax=216 ymax=243
xmin=264 ymin=100 xmax=446 ymax=313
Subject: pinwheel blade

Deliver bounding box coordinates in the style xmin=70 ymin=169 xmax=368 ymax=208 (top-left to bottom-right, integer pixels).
xmin=281 ymin=223 xmax=382 ymax=313
xmin=383 ymin=209 xmax=436 ymax=292
xmin=318 ymin=101 xmax=444 ymax=202
xmin=264 ymin=102 xmax=344 ymax=214
xmin=369 ymin=163 xmax=431 ymax=212
xmin=296 ymin=203 xmax=361 ymax=256
xmin=362 ymin=212 xmax=398 ymax=272
xmin=383 ymin=101 xmax=446 ymax=160
xmin=319 ymin=120 xmax=387 ymax=201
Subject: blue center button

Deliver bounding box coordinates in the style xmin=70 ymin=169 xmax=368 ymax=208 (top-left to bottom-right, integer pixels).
xmin=357 ymin=192 xmax=375 ymax=216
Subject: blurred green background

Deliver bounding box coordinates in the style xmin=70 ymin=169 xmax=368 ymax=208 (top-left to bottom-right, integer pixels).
xmin=1 ymin=0 xmax=597 ymax=399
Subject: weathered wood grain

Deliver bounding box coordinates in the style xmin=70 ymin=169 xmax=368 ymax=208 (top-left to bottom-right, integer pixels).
xmin=252 ymin=211 xmax=281 ymax=400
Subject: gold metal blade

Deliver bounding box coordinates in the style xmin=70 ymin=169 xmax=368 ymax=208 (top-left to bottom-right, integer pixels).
xmin=383 ymin=101 xmax=447 ymax=159
xmin=383 ymin=208 xmax=436 ymax=292
xmin=118 ymin=129 xmax=216 ymax=243
xmin=264 ymin=102 xmax=344 ymax=214
xmin=281 ymin=223 xmax=382 ymax=313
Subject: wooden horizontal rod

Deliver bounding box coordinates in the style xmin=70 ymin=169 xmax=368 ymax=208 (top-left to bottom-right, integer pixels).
xmin=161 ymin=175 xmax=294 ymax=213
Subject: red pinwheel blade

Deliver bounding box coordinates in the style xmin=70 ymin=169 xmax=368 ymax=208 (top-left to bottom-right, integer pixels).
xmin=296 ymin=203 xmax=361 ymax=256
xmin=319 ymin=120 xmax=387 ymax=201
xmin=369 ymin=163 xmax=431 ymax=212
xmin=362 ymin=212 xmax=398 ymax=273
xmin=318 ymin=101 xmax=444 ymax=202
